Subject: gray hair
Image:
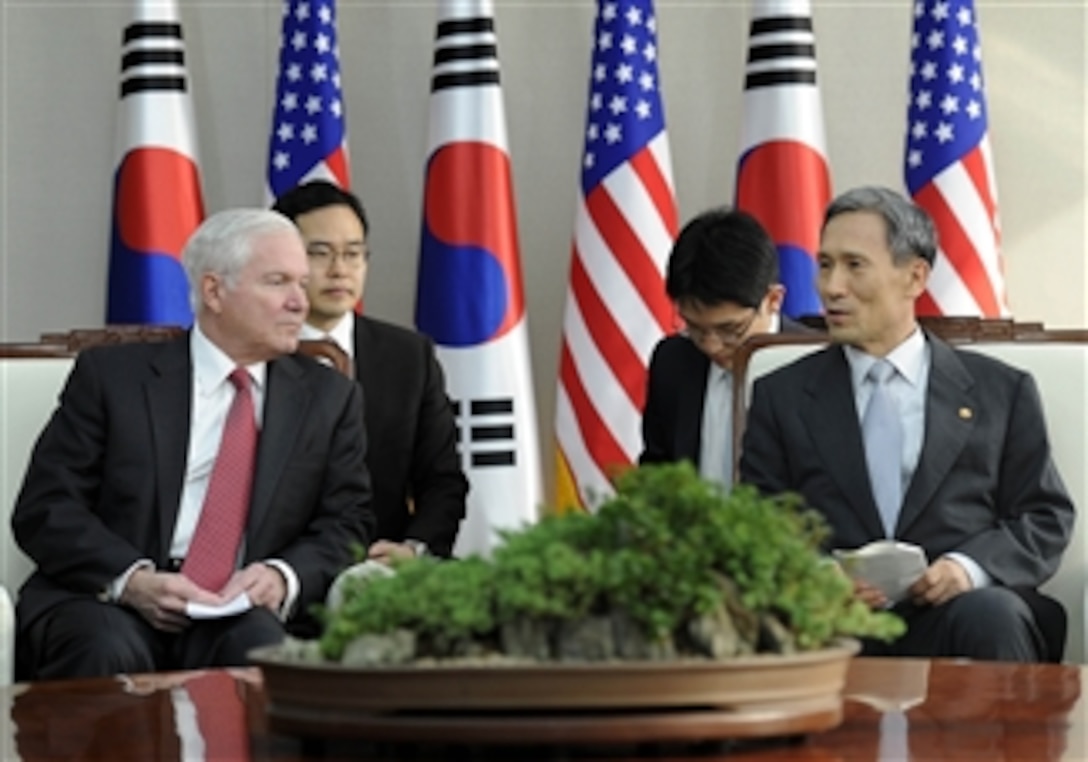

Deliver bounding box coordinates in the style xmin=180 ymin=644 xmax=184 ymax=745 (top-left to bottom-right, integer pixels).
xmin=182 ymin=208 xmax=300 ymax=312
xmin=823 ymin=186 xmax=937 ymax=267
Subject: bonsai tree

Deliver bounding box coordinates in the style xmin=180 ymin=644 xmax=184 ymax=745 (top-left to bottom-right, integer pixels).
xmin=318 ymin=462 xmax=903 ymax=662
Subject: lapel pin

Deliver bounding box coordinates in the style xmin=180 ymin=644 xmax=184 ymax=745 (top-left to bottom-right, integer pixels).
xmin=958 ymin=407 xmax=973 ymax=420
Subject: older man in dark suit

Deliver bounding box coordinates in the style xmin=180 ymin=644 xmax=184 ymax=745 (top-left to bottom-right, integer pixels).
xmin=273 ymin=181 xmax=467 ymax=561
xmin=13 ymin=208 xmax=373 ymax=680
xmin=740 ymin=186 xmax=1074 ymax=661
xmin=640 ymin=207 xmax=813 ymax=485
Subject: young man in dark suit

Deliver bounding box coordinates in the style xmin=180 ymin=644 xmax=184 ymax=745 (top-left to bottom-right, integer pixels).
xmin=740 ymin=186 xmax=1074 ymax=661
xmin=640 ymin=207 xmax=812 ymax=484
xmin=13 ymin=209 xmax=374 ymax=679
xmin=273 ymin=181 xmax=467 ymax=561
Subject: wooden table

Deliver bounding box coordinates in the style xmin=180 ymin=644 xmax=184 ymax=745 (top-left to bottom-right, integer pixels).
xmin=2 ymin=657 xmax=1083 ymax=760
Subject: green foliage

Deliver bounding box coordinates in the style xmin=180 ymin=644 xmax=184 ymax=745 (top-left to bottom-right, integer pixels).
xmin=319 ymin=462 xmax=903 ymax=661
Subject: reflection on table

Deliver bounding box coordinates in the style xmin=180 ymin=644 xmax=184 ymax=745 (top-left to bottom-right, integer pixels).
xmin=2 ymin=657 xmax=1084 ymax=761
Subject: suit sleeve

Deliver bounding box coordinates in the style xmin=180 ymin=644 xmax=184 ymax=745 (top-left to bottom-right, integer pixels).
xmin=12 ymin=350 xmax=147 ymax=592
xmin=956 ymin=372 xmax=1074 ymax=587
xmin=639 ymin=342 xmax=672 ymax=465
xmin=737 ymin=375 xmax=793 ymax=497
xmin=274 ymin=378 xmax=374 ymax=612
xmin=403 ymin=340 xmax=467 ymax=558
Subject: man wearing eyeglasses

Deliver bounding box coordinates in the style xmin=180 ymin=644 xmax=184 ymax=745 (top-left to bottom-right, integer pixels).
xmin=273 ymin=181 xmax=467 ymax=562
xmin=639 ymin=207 xmax=813 ymax=485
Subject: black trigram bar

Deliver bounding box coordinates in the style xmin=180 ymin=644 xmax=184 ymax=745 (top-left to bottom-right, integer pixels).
xmin=431 ymin=16 xmax=500 ymax=92
xmin=120 ymin=22 xmax=187 ymax=97
xmin=744 ymin=15 xmax=817 ymax=90
xmin=454 ymin=397 xmax=516 ymax=469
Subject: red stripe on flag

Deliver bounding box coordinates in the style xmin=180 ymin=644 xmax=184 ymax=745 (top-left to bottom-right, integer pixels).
xmin=326 ymin=144 xmax=351 ymax=189
xmin=569 ymin=247 xmax=647 ymax=410
xmin=914 ymin=183 xmax=1001 ymax=317
xmin=559 ymin=340 xmax=629 ymax=477
xmin=585 ymin=186 xmax=672 ymax=335
xmin=960 ymin=146 xmax=1000 ymax=247
xmin=915 ymin=289 xmax=941 ymax=317
xmin=629 ymin=148 xmax=679 ymax=238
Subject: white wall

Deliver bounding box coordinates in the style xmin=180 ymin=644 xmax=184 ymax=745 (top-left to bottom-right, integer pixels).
xmin=1 ymin=1 xmax=1085 ymax=492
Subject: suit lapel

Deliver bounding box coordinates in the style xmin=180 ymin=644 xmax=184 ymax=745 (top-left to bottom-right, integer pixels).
xmin=800 ymin=347 xmax=886 ymax=538
xmin=897 ymin=337 xmax=975 ymax=534
xmin=147 ymin=338 xmax=193 ymax=560
xmin=247 ymin=355 xmax=311 ymax=539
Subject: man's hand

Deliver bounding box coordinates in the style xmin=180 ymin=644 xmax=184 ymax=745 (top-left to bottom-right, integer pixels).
xmin=219 ymin=563 xmax=287 ymax=613
xmin=368 ymin=540 xmax=418 ymax=565
xmin=119 ymin=568 xmax=224 ymax=632
xmin=910 ymin=556 xmax=973 ymax=607
xmin=854 ymin=578 xmax=890 ymax=610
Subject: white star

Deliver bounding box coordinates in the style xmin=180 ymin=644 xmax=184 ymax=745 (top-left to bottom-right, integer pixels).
xmin=598 ymin=31 xmax=613 ymax=52
xmin=931 ymin=1 xmax=949 ymax=22
xmin=305 ymin=94 xmax=322 ymax=114
xmin=647 ymin=15 xmax=656 ymax=33
xmin=594 ymin=63 xmax=607 ymax=83
xmin=286 ymin=63 xmax=302 ymax=82
xmin=277 ymin=122 xmax=295 ymax=142
xmin=295 ymin=1 xmax=310 ymax=21
xmin=908 ymin=148 xmax=923 ymax=168
xmin=911 ymin=120 xmax=928 ymax=140
xmin=601 ymin=2 xmax=617 ymax=23
xmin=315 ymin=33 xmax=331 ymax=55
xmin=330 ymin=98 xmax=342 ymax=118
xmin=921 ymin=61 xmax=938 ymax=81
xmin=973 ymin=43 xmax=982 ymax=62
xmin=969 ymin=72 xmax=982 ymax=91
xmin=952 ymin=35 xmax=968 ymax=56
xmin=302 ymin=123 xmax=318 ymax=143
xmin=591 ymin=92 xmax=603 ymax=111
xmin=947 ymin=62 xmax=964 ymax=84
xmin=318 ymin=3 xmax=332 ymax=24
xmin=273 ymin=151 xmax=290 ymax=171
xmin=332 ymin=71 xmax=341 ymax=89
xmin=940 ymin=94 xmax=959 ymax=114
xmin=609 ymin=95 xmax=628 ymax=115
xmin=956 ymin=5 xmax=972 ymax=26
xmin=292 ymin=30 xmax=307 ymax=52
xmin=281 ymin=91 xmax=298 ymax=111
xmin=927 ymin=29 xmax=944 ymax=51
xmin=587 ymin=123 xmax=599 ymax=141
xmin=639 ymin=71 xmax=655 ymax=91
xmin=913 ymin=1 xmax=924 ymax=18
xmin=935 ymin=121 xmax=954 ymax=143
xmin=615 ymin=62 xmax=634 ymax=84
xmin=635 ymin=99 xmax=651 ymax=119
xmin=626 ymin=4 xmax=643 ymax=26
xmin=621 ymin=34 xmax=637 ymax=56
xmin=311 ymin=62 xmax=328 ymax=83
xmin=584 ymin=152 xmax=596 ymax=169
xmin=966 ymin=99 xmax=982 ymax=119
xmin=642 ymin=41 xmax=656 ymax=62
xmin=911 ymin=31 xmax=919 ymax=50
xmin=915 ymin=90 xmax=932 ymax=109
xmin=604 ymin=123 xmax=622 ymax=144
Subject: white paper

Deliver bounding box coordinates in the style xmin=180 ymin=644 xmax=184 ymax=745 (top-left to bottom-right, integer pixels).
xmin=186 ymin=592 xmax=252 ymax=620
xmin=833 ymin=541 xmax=928 ymax=603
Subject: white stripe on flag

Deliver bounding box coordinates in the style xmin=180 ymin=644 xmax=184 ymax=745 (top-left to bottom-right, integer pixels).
xmin=555 ymin=384 xmax=612 ymax=509
xmin=927 ymin=248 xmax=983 ymax=316
xmin=931 ymin=161 xmax=1004 ymax=299
xmin=739 ymin=87 xmax=828 ymax=153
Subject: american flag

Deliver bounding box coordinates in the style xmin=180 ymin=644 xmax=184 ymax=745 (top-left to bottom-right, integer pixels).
xmin=905 ymin=0 xmax=1007 ymax=317
xmin=554 ymin=0 xmax=677 ymax=511
xmin=266 ymin=0 xmax=350 ymax=200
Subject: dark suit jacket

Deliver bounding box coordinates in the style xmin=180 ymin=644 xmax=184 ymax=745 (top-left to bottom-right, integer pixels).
xmin=640 ymin=316 xmax=813 ymax=466
xmin=738 ymin=333 xmax=1074 ymax=588
xmin=12 ymin=336 xmax=374 ymax=633
xmin=353 ymin=316 xmax=466 ymax=557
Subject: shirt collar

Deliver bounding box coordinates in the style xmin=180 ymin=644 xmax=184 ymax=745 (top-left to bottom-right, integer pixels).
xmin=191 ymin=323 xmax=267 ymax=396
xmin=844 ymin=326 xmax=927 ymax=389
xmin=299 ymin=313 xmax=355 ymax=359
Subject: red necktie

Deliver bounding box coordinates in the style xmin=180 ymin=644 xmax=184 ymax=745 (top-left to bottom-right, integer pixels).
xmin=183 ymin=368 xmax=257 ymax=592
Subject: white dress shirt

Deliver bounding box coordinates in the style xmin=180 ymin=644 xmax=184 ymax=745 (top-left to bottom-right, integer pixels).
xmin=300 ymin=312 xmax=355 ymax=359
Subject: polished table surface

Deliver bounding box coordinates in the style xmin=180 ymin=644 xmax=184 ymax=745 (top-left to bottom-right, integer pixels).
xmin=2 ymin=657 xmax=1083 ymax=760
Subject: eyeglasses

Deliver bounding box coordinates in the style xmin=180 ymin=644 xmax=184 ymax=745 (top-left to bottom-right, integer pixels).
xmin=307 ymin=245 xmax=368 ymax=270
xmin=679 ymin=308 xmax=759 ymax=347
